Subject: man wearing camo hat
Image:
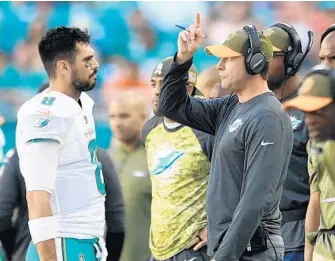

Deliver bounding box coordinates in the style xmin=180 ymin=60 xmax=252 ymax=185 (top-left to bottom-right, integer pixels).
xmin=143 ymin=56 xmax=214 ymax=261
xmin=264 ymin=24 xmax=311 ymax=261
xmin=283 ymin=65 xmax=335 ymax=261
xmin=157 ymin=12 xmax=293 ymax=261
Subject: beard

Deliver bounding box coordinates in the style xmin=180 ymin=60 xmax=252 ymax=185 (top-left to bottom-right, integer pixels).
xmin=72 ymin=71 xmax=97 ymax=92
xmin=268 ymin=73 xmax=286 ymax=91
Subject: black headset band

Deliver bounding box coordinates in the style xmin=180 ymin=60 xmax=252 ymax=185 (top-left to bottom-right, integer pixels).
xmin=320 ymin=24 xmax=335 ymax=45
xmin=243 ymin=25 xmax=262 ymax=54
xmin=271 ymin=23 xmax=302 ymax=53
xmin=243 ymin=24 xmax=266 ymax=75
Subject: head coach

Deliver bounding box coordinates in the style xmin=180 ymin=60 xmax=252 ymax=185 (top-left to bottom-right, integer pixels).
xmin=157 ymin=12 xmax=293 ymax=261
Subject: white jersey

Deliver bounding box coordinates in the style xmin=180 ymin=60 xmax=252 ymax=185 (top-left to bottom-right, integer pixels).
xmin=16 ymin=90 xmax=105 ymax=239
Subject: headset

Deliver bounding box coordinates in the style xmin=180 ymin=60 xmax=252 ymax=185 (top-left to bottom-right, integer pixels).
xmin=320 ymin=24 xmax=335 ymax=45
xmin=271 ymin=23 xmax=313 ymax=77
xmin=305 ymin=64 xmax=335 ymax=101
xmin=243 ymin=25 xmax=266 ymax=75
xmin=269 ymin=23 xmax=313 ymax=101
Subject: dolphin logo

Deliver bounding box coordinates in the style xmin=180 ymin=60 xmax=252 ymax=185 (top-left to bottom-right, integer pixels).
xmin=35 ymin=118 xmax=50 ymax=128
xmin=290 ymin=116 xmax=302 ymax=131
xmin=151 ymin=151 xmax=184 ymax=175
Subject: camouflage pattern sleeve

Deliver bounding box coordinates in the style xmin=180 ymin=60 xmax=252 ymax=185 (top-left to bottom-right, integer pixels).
xmin=307 ymin=141 xmax=320 ymax=194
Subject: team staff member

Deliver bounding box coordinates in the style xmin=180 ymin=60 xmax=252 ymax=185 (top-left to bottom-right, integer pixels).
xmin=108 ymin=91 xmax=151 ymax=261
xmin=283 ymin=65 xmax=335 ymax=261
xmin=302 ymin=24 xmax=335 ymax=261
xmin=158 ymin=13 xmax=293 ymax=261
xmin=264 ymin=23 xmax=312 ymax=261
xmin=143 ymin=57 xmax=214 ymax=261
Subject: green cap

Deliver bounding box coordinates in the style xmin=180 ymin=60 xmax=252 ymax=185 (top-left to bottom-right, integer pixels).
xmin=205 ymin=29 xmax=276 ymax=62
xmin=283 ymin=69 xmax=335 ymax=112
xmin=152 ymin=56 xmax=198 ymax=84
xmin=263 ymin=27 xmax=291 ymax=53
xmin=151 ymin=57 xmax=203 ymax=96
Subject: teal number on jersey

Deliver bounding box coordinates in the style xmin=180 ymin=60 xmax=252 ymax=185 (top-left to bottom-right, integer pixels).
xmin=88 ymin=139 xmax=106 ymax=195
xmin=0 ymin=248 xmax=4 ymax=261
xmin=41 ymin=97 xmax=56 ymax=106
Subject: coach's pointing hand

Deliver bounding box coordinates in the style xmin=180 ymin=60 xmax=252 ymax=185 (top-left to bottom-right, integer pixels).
xmin=177 ymin=12 xmax=204 ymax=64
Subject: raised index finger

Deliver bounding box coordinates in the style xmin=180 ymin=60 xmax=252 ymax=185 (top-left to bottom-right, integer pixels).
xmin=195 ymin=12 xmax=201 ymax=29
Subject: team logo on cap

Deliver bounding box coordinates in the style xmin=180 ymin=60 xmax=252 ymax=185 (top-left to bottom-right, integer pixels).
xmin=154 ymin=63 xmax=163 ymax=75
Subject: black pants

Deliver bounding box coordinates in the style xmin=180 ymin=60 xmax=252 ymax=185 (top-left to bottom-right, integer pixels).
xmin=150 ymin=247 xmax=210 ymax=261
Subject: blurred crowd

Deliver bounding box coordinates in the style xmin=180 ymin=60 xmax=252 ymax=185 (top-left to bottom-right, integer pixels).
xmin=0 ymin=1 xmax=335 ymax=152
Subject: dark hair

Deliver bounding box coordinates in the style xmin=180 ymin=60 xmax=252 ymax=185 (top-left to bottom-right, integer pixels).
xmin=38 ymin=26 xmax=91 ymax=76
xmin=260 ymin=62 xmax=270 ymax=80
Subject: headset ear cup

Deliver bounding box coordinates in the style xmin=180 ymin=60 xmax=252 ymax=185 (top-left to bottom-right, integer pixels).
xmin=250 ymin=53 xmax=266 ymax=74
xmin=284 ymin=54 xmax=292 ymax=75
xmin=291 ymin=53 xmax=304 ymax=75
xmin=245 ymin=49 xmax=252 ymax=74
xmin=271 ymin=23 xmax=303 ymax=76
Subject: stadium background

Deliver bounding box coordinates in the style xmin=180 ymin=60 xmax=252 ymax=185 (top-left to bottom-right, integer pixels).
xmin=0 ymin=1 xmax=334 ymax=153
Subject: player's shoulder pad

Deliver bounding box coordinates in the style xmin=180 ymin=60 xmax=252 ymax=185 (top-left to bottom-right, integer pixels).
xmin=18 ymin=91 xmax=83 ymax=120
xmin=142 ymin=115 xmax=162 ymax=143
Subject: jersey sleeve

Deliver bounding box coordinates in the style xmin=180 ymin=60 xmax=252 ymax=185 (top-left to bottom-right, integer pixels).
xmin=18 ymin=113 xmax=66 ymax=144
xmin=17 ymin=93 xmax=74 ymax=145
xmin=192 ymin=129 xmax=215 ymax=161
xmin=141 ymin=116 xmax=162 ymax=145
xmin=16 ymin=91 xmax=81 ymax=145
xmin=20 ymin=140 xmax=61 ymax=193
xmin=159 ymin=55 xmax=232 ymax=136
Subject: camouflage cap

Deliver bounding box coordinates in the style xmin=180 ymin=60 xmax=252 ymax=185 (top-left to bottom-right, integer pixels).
xmin=263 ymin=27 xmax=291 ymax=53
xmin=151 ymin=56 xmax=203 ymax=96
xmin=205 ymin=29 xmax=278 ymax=62
xmin=152 ymin=56 xmax=198 ymax=84
xmin=283 ymin=66 xmax=335 ymax=112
